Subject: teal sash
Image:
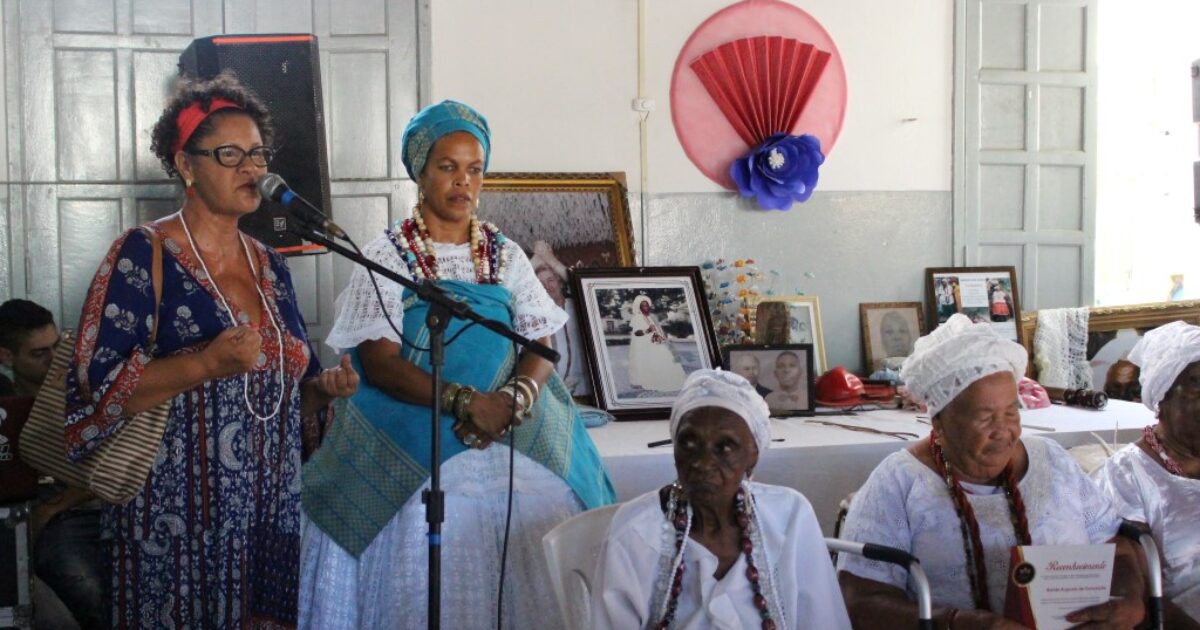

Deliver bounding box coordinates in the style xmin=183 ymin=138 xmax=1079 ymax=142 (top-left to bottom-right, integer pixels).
xmin=302 ymin=280 xmax=615 ymax=557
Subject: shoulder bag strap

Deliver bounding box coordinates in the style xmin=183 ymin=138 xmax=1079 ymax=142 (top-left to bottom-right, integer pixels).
xmin=141 ymin=225 xmax=164 ymax=346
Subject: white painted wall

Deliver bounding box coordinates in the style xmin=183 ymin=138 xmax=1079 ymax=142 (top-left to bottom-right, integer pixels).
xmin=430 ymin=0 xmax=954 ymax=193
xmin=429 ymin=0 xmax=957 ymax=372
xmin=428 ymin=1 xmax=643 ymax=179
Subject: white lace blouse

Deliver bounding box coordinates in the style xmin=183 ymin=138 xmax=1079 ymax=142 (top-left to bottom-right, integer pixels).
xmin=1093 ymin=444 xmax=1200 ymax=621
xmin=837 ymin=436 xmax=1122 ymax=613
xmin=324 ymin=232 xmax=568 ymax=352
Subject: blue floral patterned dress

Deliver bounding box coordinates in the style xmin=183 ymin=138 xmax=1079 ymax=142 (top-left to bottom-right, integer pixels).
xmin=64 ymin=224 xmax=322 ymax=629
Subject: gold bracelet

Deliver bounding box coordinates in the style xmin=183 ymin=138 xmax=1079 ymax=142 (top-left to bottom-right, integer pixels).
xmin=515 ymin=375 xmax=540 ymax=402
xmin=498 ymin=385 xmax=525 ymax=413
xmin=453 ymin=386 xmax=476 ymax=421
xmin=441 ymin=382 xmax=462 ymax=412
xmin=512 ymin=381 xmax=535 ymax=415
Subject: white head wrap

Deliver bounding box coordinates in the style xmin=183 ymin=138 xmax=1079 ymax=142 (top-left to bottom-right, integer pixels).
xmin=668 ymin=369 xmax=771 ymax=453
xmin=1128 ymin=320 xmax=1200 ymax=413
xmin=900 ymin=313 xmax=1028 ymax=417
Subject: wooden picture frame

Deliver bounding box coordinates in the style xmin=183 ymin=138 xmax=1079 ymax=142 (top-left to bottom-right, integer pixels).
xmin=859 ymin=302 xmax=925 ymax=373
xmin=754 ymin=296 xmax=828 ymax=374
xmin=925 ymin=266 xmax=1023 ymax=345
xmin=479 ymin=172 xmax=635 ymax=399
xmin=724 ymin=344 xmax=816 ymax=416
xmin=1020 ymin=300 xmax=1200 ymax=397
xmin=570 ymin=267 xmax=721 ymax=420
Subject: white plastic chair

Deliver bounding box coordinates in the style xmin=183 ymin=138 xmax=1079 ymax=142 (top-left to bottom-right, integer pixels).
xmin=542 ymin=503 xmax=621 ymax=630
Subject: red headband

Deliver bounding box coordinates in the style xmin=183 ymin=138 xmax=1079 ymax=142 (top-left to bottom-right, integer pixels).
xmin=172 ymin=97 xmax=242 ymax=153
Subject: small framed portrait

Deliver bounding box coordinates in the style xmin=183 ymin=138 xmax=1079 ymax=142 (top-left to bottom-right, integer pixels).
xmin=754 ymin=296 xmax=828 ymax=374
xmin=925 ymin=266 xmax=1023 ymax=345
xmin=724 ymin=344 xmax=816 ymax=416
xmin=859 ymin=302 xmax=926 ymax=372
xmin=571 ymin=267 xmax=722 ymax=420
xmin=479 ymin=173 xmax=635 ymax=399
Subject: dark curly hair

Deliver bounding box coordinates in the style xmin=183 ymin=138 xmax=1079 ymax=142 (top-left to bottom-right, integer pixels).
xmin=149 ymin=71 xmax=274 ymax=179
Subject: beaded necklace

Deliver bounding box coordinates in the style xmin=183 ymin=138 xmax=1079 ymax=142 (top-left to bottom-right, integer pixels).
xmin=178 ymin=211 xmax=285 ymax=421
xmin=656 ymin=482 xmax=782 ymax=630
xmin=929 ymin=429 xmax=1031 ymax=611
xmin=387 ymin=207 xmax=508 ymax=284
xmin=1143 ymin=425 xmax=1187 ymax=476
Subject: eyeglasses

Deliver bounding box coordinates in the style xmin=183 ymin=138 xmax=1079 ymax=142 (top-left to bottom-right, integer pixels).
xmin=187 ymin=144 xmax=275 ymax=168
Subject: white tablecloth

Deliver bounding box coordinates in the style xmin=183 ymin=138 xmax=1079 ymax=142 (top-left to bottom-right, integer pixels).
xmin=586 ymin=399 xmax=1155 ymax=534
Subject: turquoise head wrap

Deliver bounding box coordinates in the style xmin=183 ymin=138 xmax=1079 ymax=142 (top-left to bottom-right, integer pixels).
xmin=401 ymin=100 xmax=491 ymax=180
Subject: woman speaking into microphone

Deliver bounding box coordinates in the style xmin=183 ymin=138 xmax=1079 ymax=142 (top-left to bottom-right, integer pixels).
xmin=63 ymin=72 xmax=358 ymax=628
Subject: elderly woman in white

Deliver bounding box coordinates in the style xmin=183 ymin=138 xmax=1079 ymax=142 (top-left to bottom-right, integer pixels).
xmin=1094 ymin=321 xmax=1200 ymax=629
xmin=591 ymin=370 xmax=849 ymax=630
xmin=838 ymin=315 xmax=1145 ymax=629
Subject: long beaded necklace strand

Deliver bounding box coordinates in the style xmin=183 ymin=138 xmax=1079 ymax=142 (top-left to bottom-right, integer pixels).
xmin=1143 ymin=425 xmax=1187 ymax=476
xmin=656 ymin=483 xmax=782 ymax=630
xmin=930 ymin=429 xmax=1032 ymax=611
xmin=178 ymin=211 xmax=285 ymax=421
xmin=387 ymin=205 xmax=509 ymax=284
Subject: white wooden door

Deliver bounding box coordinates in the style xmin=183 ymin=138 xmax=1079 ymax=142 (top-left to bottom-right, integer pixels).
xmin=955 ymin=0 xmax=1098 ymax=310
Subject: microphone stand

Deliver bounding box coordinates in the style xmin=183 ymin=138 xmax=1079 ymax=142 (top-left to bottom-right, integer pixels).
xmin=287 ymin=222 xmax=558 ymax=630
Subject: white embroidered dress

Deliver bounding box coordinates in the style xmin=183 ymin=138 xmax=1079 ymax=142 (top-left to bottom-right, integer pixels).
xmin=837 ymin=436 xmax=1122 ymax=613
xmin=1094 ymin=444 xmax=1200 ymax=622
xmin=298 ymin=233 xmax=578 ymax=629
xmin=592 ymin=483 xmax=851 ymax=630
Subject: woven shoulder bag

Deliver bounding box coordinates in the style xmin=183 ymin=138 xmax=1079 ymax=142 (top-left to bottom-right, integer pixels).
xmin=19 ymin=227 xmax=171 ymax=504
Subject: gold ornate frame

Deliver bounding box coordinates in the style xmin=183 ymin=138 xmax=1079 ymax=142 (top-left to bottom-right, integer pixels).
xmin=1020 ymin=299 xmax=1200 ymax=376
xmin=480 ymin=172 xmax=635 ymax=266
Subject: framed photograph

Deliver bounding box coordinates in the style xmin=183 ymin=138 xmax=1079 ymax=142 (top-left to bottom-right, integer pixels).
xmin=479 ymin=172 xmax=635 ymax=399
xmin=724 ymin=344 xmax=816 ymax=416
xmin=860 ymin=302 xmax=925 ymax=373
xmin=754 ymin=296 xmax=828 ymax=374
xmin=1021 ymin=299 xmax=1200 ymax=400
xmin=925 ymin=266 xmax=1023 ymax=345
xmin=571 ymin=267 xmax=722 ymax=420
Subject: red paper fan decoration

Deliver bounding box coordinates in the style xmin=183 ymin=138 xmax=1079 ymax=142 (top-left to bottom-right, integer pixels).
xmin=690 ymin=35 xmax=831 ymax=148
xmin=671 ymin=0 xmax=847 ymax=190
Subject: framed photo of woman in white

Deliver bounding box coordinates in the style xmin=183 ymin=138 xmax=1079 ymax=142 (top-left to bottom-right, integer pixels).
xmin=754 ymin=296 xmax=828 ymax=374
xmin=571 ymin=267 xmax=722 ymax=420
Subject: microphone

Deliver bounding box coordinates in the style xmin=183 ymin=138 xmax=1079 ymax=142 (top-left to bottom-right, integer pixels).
xmin=256 ymin=173 xmax=347 ymax=239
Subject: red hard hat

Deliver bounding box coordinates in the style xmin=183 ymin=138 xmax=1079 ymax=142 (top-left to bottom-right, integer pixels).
xmin=815 ymin=366 xmax=866 ymax=407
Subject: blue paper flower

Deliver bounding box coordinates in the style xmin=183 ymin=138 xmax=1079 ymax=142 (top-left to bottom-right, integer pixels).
xmin=730 ymin=133 xmax=824 ymax=210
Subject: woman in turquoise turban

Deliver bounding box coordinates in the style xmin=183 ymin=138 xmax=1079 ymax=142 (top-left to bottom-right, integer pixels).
xmin=297 ymin=100 xmax=616 ymax=628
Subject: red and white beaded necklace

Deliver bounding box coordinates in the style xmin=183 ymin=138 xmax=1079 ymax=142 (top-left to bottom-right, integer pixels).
xmin=388 ymin=206 xmax=508 ymax=284
xmin=930 ymin=429 xmax=1032 ymax=611
xmin=655 ymin=481 xmax=784 ymax=629
xmin=1143 ymin=425 xmax=1187 ymax=476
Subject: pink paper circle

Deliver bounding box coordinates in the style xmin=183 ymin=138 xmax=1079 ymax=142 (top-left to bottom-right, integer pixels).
xmin=671 ymin=0 xmax=848 ymax=190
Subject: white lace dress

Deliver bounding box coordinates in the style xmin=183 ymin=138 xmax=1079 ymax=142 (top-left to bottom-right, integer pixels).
xmin=1093 ymin=444 xmax=1200 ymax=621
xmin=298 ymin=233 xmax=579 ymax=629
xmin=837 ymin=436 xmax=1122 ymax=613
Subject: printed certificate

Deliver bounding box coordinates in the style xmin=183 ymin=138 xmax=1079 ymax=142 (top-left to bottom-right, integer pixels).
xmin=1003 ymin=544 xmax=1115 ymax=630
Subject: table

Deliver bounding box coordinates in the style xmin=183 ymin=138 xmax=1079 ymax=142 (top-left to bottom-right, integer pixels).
xmin=586 ymin=399 xmax=1155 ymax=534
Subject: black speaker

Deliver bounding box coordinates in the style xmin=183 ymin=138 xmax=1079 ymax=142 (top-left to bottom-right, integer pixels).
xmin=180 ymin=34 xmax=331 ymax=255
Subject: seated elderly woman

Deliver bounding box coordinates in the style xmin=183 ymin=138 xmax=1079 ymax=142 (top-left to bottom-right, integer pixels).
xmin=1094 ymin=321 xmax=1200 ymax=628
xmin=592 ymin=370 xmax=850 ymax=629
xmin=838 ymin=314 xmax=1145 ymax=629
